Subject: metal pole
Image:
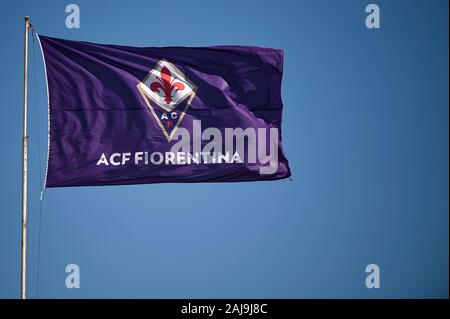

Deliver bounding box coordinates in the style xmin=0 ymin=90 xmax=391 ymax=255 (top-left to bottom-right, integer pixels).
xmin=21 ymin=15 xmax=31 ymax=300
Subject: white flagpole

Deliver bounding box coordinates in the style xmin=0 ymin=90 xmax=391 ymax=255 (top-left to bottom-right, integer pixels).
xmin=21 ymin=15 xmax=31 ymax=300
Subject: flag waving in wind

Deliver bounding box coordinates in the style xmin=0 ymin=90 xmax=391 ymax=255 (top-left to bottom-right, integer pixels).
xmin=37 ymin=35 xmax=291 ymax=187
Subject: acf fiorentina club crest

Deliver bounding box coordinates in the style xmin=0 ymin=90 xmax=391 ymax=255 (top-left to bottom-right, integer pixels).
xmin=137 ymin=59 xmax=197 ymax=141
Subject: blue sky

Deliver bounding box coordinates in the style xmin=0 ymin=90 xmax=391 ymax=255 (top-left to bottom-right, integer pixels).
xmin=0 ymin=0 xmax=448 ymax=298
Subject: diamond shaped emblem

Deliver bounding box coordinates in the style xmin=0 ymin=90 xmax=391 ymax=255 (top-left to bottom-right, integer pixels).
xmin=137 ymin=59 xmax=196 ymax=141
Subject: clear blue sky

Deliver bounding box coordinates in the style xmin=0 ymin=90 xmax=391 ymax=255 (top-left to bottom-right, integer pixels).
xmin=0 ymin=0 xmax=448 ymax=298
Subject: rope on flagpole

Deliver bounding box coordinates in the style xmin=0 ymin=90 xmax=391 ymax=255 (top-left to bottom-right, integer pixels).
xmin=31 ymin=28 xmax=45 ymax=299
xmin=34 ymin=32 xmax=50 ymax=201
xmin=31 ymin=30 xmax=44 ymax=191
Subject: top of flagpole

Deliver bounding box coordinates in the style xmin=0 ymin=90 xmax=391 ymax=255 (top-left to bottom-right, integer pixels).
xmin=24 ymin=16 xmax=32 ymax=29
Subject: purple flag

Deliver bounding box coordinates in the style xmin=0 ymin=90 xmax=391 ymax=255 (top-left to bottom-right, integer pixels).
xmin=37 ymin=35 xmax=291 ymax=187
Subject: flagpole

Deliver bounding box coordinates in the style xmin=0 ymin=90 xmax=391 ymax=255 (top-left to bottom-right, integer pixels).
xmin=21 ymin=15 xmax=31 ymax=300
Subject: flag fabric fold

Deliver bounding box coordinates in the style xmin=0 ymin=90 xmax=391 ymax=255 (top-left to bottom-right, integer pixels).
xmin=38 ymin=35 xmax=291 ymax=187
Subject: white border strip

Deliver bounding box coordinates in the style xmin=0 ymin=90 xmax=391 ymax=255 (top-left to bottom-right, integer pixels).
xmin=36 ymin=34 xmax=50 ymax=196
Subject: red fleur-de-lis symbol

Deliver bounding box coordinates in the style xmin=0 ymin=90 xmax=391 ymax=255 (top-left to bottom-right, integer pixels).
xmin=150 ymin=66 xmax=185 ymax=105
